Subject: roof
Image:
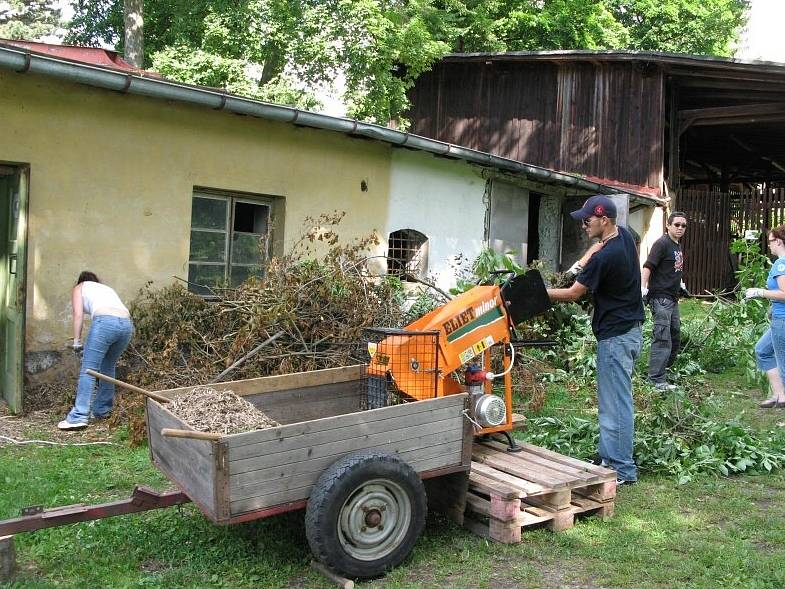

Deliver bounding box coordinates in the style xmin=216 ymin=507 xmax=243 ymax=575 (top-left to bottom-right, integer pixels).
xmin=0 ymin=39 xmax=140 ymax=72
xmin=437 ymin=50 xmax=785 ymax=187
xmin=0 ymin=39 xmax=662 ymax=205
xmin=442 ymin=49 xmax=785 ymax=75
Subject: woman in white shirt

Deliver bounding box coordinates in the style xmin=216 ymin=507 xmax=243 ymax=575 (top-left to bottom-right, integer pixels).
xmin=58 ymin=271 xmax=135 ymax=430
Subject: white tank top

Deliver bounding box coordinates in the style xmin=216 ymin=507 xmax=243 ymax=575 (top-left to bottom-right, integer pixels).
xmin=80 ymin=281 xmax=129 ymax=318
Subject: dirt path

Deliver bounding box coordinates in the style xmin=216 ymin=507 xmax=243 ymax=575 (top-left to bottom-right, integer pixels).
xmin=0 ymin=404 xmax=115 ymax=446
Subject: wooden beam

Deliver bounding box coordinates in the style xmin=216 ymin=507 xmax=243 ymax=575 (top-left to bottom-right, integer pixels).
xmin=672 ymin=73 xmax=785 ymax=87
xmin=729 ymin=134 xmax=785 ymax=174
xmin=480 ymin=169 xmax=575 ymax=197
xmin=690 ymin=113 xmax=785 ymax=127
xmin=679 ymin=102 xmax=785 ymax=121
xmin=685 ymin=159 xmax=721 ymax=177
xmin=668 ymin=82 xmax=681 ymax=195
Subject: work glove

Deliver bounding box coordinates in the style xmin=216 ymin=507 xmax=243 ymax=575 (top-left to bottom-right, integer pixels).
xmin=679 ymin=281 xmax=691 ymax=298
xmin=641 ymin=286 xmax=648 ymax=298
xmin=566 ymin=260 xmax=583 ymax=276
xmin=72 ymin=339 xmax=83 ymax=353
xmin=745 ymin=288 xmax=766 ymax=300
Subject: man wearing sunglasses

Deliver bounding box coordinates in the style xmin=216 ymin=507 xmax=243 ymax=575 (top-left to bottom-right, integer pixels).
xmin=641 ymin=212 xmax=688 ymax=391
xmin=547 ymin=195 xmax=644 ymax=485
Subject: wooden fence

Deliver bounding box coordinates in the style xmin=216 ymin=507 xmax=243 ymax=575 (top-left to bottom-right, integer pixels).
xmin=678 ymin=189 xmax=785 ymax=295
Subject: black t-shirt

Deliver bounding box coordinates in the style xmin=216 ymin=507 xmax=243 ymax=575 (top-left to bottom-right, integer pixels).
xmin=577 ymin=226 xmax=645 ymax=341
xmin=643 ymin=234 xmax=683 ymax=300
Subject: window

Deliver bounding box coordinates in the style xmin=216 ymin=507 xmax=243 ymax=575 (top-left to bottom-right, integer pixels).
xmin=387 ymin=229 xmax=428 ymax=281
xmin=188 ymin=191 xmax=271 ymax=295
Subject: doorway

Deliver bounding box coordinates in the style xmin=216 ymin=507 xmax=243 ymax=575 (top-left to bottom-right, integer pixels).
xmin=0 ymin=165 xmax=28 ymax=413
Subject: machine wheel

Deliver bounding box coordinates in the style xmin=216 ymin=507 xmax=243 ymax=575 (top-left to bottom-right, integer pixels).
xmin=305 ymin=451 xmax=427 ymax=579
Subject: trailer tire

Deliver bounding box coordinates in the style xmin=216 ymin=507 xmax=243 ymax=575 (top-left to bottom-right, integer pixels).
xmin=305 ymin=450 xmax=427 ymax=580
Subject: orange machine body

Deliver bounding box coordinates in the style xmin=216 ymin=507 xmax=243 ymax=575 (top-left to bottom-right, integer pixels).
xmin=367 ymin=285 xmax=514 ymax=433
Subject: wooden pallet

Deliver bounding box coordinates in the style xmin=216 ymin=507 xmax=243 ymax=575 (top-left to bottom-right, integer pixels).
xmin=463 ymin=440 xmax=617 ymax=543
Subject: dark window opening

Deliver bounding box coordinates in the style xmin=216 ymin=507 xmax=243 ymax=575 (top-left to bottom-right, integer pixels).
xmin=527 ymin=192 xmax=541 ymax=264
xmin=188 ymin=192 xmax=272 ymax=296
xmin=387 ymin=229 xmax=428 ymax=281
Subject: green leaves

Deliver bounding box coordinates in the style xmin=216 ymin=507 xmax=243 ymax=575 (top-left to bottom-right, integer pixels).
xmin=0 ymin=0 xmax=62 ymax=40
xmin=522 ymin=388 xmax=785 ymax=484
xmin=65 ymin=0 xmax=748 ymax=125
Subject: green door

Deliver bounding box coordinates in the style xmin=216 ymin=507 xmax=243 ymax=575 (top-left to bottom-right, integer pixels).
xmin=0 ymin=167 xmax=27 ymax=413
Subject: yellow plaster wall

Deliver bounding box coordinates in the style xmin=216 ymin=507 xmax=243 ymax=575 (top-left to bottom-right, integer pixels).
xmin=0 ymin=70 xmax=392 ymax=351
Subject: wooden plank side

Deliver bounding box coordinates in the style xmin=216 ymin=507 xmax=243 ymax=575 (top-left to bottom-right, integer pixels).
xmin=469 ymin=462 xmax=544 ymax=497
xmin=487 ymin=441 xmax=615 ymax=479
xmin=425 ymin=471 xmax=469 ymax=526
xmin=152 ymin=365 xmax=364 ymax=399
xmin=147 ymin=400 xmax=218 ymax=518
xmin=229 ymin=441 xmax=466 ymax=515
xmin=231 ymin=437 xmax=465 ymax=501
xmin=230 ymin=414 xmax=464 ymax=478
xmin=478 ymin=441 xmax=609 ymax=481
xmin=484 ymin=450 xmax=599 ymax=484
xmin=247 ymin=382 xmax=364 ymax=425
xmin=472 ymin=446 xmax=576 ymax=487
xmin=246 ymin=381 xmax=362 ymax=410
xmin=226 ymin=394 xmax=468 ymax=450
xmin=231 ymin=428 xmax=463 ymax=497
xmin=230 ymin=405 xmax=462 ymax=462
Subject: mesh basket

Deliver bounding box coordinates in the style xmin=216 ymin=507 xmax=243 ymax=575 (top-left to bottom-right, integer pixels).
xmin=361 ymin=328 xmax=439 ymax=409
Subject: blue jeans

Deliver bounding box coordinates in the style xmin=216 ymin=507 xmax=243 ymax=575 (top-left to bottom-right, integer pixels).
xmin=648 ymin=297 xmax=680 ymax=384
xmin=67 ymin=316 xmax=134 ymax=423
xmin=754 ymin=317 xmax=785 ymax=385
xmin=596 ymin=324 xmax=642 ymax=481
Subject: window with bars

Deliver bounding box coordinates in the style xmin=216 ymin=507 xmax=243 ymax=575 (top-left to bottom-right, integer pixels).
xmin=387 ymin=229 xmax=428 ymax=281
xmin=188 ymin=191 xmax=272 ymax=296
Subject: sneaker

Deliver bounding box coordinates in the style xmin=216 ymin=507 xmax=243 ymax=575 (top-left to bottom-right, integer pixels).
xmin=91 ymin=413 xmax=111 ymax=421
xmin=616 ymin=478 xmax=637 ymax=486
xmin=57 ymin=419 xmax=88 ymax=431
xmin=654 ymin=382 xmax=677 ymax=391
xmin=591 ymin=455 xmax=609 ymax=467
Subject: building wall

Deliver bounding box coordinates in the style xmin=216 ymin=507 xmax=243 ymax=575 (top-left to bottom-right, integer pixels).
xmin=0 ymin=70 xmax=395 ymax=358
xmin=386 ymin=150 xmax=487 ymax=290
xmin=408 ymin=60 xmax=666 ymax=193
xmin=488 ymin=181 xmax=529 ymax=267
xmin=538 ymin=195 xmax=563 ymax=272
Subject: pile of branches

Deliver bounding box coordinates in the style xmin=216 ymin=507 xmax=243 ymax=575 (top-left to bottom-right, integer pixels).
xmin=111 ymin=213 xmax=412 ymax=444
xmin=125 ymin=212 xmax=407 ymax=391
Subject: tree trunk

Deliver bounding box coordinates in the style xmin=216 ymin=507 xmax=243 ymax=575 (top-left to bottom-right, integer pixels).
xmin=124 ymin=0 xmax=143 ymax=68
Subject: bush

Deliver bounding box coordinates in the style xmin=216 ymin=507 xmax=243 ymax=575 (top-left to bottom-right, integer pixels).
xmin=521 ymin=387 xmax=785 ymax=484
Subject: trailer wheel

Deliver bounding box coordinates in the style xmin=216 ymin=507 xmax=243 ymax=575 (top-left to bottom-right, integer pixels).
xmin=305 ymin=451 xmax=427 ymax=579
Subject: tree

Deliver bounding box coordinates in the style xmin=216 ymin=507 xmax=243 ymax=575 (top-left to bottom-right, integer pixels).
xmin=0 ymin=0 xmax=62 ymax=40
xmin=65 ymin=0 xmax=749 ymax=124
xmin=66 ymin=0 xmax=450 ymax=117
xmin=608 ymin=0 xmax=748 ymax=56
xmin=124 ymin=0 xmax=143 ymax=67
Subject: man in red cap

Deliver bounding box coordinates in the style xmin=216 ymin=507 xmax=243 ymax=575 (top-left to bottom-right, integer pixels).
xmin=547 ymin=195 xmax=644 ymax=485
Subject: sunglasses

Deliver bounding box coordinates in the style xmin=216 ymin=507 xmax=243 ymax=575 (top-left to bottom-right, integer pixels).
xmin=582 ymin=216 xmax=603 ymax=226
xmin=672 ymin=223 xmax=687 ymax=228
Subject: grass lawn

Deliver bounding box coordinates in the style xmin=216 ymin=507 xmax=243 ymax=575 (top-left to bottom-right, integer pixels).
xmin=3 ymin=301 xmax=785 ymax=588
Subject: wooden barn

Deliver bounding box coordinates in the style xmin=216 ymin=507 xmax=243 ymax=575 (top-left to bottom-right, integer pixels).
xmin=407 ymin=51 xmax=785 ymax=293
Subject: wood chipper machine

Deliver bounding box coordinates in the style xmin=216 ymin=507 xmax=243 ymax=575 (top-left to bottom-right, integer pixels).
xmin=364 ymin=269 xmax=551 ymax=448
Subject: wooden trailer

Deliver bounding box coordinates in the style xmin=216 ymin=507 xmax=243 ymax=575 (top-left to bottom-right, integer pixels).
xmin=146 ymin=365 xmax=473 ymax=579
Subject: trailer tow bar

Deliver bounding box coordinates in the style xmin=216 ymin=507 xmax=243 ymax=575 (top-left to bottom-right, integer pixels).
xmin=0 ymin=486 xmax=190 ymax=536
